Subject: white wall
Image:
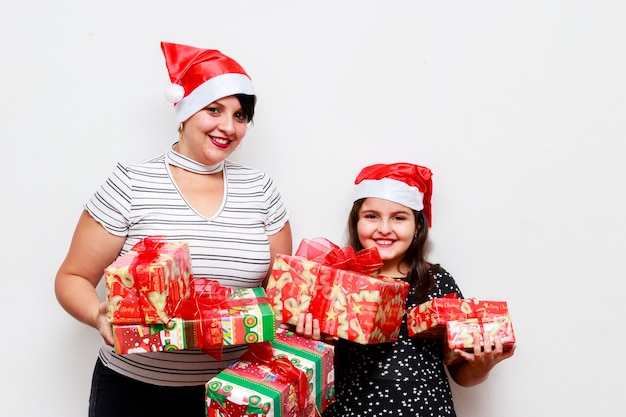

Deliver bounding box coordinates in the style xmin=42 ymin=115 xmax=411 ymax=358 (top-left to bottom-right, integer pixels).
xmin=2 ymin=1 xmax=624 ymax=416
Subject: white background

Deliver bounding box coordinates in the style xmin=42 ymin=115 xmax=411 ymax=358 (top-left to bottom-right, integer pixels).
xmin=1 ymin=1 xmax=624 ymax=416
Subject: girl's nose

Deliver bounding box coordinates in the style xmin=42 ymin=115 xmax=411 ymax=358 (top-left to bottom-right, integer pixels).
xmin=377 ymin=219 xmax=392 ymax=234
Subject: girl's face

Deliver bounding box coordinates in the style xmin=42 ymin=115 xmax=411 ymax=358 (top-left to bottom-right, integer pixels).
xmin=177 ymin=95 xmax=249 ymax=165
xmin=357 ymin=197 xmax=417 ymax=275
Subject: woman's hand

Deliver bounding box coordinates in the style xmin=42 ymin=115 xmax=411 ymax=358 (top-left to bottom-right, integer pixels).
xmin=96 ymin=302 xmax=114 ymax=346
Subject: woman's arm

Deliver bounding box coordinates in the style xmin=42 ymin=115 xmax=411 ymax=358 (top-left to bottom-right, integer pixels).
xmin=54 ymin=210 xmax=126 ymax=345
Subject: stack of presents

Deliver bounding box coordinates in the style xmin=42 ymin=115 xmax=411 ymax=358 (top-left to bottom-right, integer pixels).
xmin=106 ymin=236 xmax=515 ymax=416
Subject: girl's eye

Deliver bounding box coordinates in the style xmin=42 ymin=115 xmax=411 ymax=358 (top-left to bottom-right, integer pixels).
xmin=363 ymin=213 xmax=378 ymax=220
xmin=206 ymin=107 xmax=219 ymax=114
xmin=234 ymin=112 xmax=248 ymax=121
xmin=393 ymin=215 xmax=407 ymax=221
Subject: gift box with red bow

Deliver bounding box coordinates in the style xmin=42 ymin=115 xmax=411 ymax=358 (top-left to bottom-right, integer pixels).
xmin=205 ymin=330 xmax=334 ymax=417
xmin=444 ymin=314 xmax=516 ymax=365
xmin=105 ymin=236 xmax=192 ymax=325
xmin=267 ymin=238 xmax=410 ymax=344
xmin=406 ymin=295 xmax=510 ymax=338
xmin=272 ymin=328 xmax=335 ymax=413
xmin=112 ymin=283 xmax=275 ymax=355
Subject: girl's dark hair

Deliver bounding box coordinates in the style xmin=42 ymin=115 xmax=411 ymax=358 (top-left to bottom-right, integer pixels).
xmin=346 ymin=199 xmax=436 ymax=302
xmin=235 ymin=94 xmax=256 ymax=123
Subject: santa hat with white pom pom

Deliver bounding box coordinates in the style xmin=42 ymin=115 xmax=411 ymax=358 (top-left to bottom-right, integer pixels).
xmin=161 ymin=41 xmax=255 ymax=123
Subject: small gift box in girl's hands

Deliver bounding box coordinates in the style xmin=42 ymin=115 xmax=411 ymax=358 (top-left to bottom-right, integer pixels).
xmin=105 ymin=236 xmax=192 ymax=325
xmin=267 ymin=238 xmax=409 ymax=344
xmin=444 ymin=314 xmax=516 ymax=365
xmin=406 ymin=295 xmax=510 ymax=338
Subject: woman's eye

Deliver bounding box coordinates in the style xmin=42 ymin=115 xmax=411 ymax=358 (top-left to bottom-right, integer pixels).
xmin=234 ymin=112 xmax=248 ymax=121
xmin=205 ymin=107 xmax=219 ymax=114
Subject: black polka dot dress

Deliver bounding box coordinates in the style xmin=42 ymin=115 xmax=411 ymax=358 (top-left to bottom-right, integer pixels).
xmin=323 ymin=267 xmax=463 ymax=417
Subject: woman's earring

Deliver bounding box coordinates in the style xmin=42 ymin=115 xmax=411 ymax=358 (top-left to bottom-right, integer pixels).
xmin=178 ymin=122 xmax=184 ymax=140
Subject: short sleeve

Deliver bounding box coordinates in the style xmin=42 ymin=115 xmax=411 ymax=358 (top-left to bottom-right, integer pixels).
xmin=262 ymin=174 xmax=290 ymax=235
xmin=84 ymin=163 xmax=132 ymax=236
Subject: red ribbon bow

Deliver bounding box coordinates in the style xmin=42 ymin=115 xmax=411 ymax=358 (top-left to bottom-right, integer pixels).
xmin=295 ymin=238 xmax=383 ymax=275
xmin=246 ymin=342 xmax=313 ymax=417
xmin=174 ymin=278 xmax=232 ymax=359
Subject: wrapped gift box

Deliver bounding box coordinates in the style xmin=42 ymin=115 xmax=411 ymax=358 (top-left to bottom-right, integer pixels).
xmin=272 ymin=328 xmax=335 ymax=413
xmin=206 ymin=332 xmax=335 ymax=417
xmin=113 ymin=287 xmax=276 ymax=354
xmin=406 ymin=295 xmax=510 ymax=338
xmin=267 ymin=239 xmax=409 ymax=344
xmin=444 ymin=314 xmax=516 ymax=365
xmin=105 ymin=236 xmax=192 ymax=324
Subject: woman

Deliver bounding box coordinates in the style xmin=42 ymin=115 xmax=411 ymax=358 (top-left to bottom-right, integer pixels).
xmin=55 ymin=41 xmax=292 ymax=417
xmin=321 ymin=162 xmax=515 ymax=417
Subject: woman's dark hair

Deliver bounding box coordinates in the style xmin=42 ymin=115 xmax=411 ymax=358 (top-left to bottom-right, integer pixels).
xmin=235 ymin=94 xmax=256 ymax=123
xmin=346 ymin=199 xmax=435 ymax=301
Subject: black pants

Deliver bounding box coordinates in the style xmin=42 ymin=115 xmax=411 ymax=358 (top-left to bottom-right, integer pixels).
xmin=88 ymin=358 xmax=206 ymax=417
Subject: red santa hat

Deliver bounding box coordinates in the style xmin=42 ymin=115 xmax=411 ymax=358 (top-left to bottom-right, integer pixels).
xmin=353 ymin=162 xmax=433 ymax=227
xmin=161 ymin=41 xmax=255 ymax=123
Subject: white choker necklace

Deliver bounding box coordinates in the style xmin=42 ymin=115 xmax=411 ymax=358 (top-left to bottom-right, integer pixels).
xmin=165 ymin=143 xmax=224 ymax=174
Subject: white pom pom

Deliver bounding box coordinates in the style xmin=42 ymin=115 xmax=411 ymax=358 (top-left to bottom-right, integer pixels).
xmin=164 ymin=83 xmax=185 ymax=103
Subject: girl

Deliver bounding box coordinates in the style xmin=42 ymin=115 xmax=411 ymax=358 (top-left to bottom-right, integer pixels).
xmin=321 ymin=162 xmax=515 ymax=417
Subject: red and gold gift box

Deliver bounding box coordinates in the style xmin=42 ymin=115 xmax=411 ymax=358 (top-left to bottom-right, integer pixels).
xmin=205 ymin=331 xmax=334 ymax=417
xmin=267 ymin=238 xmax=409 ymax=344
xmin=444 ymin=314 xmax=516 ymax=365
xmin=406 ymin=295 xmax=510 ymax=338
xmin=105 ymin=236 xmax=192 ymax=325
xmin=113 ymin=286 xmax=276 ymax=354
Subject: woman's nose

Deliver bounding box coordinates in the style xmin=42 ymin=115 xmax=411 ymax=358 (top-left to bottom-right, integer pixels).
xmin=219 ymin=115 xmax=235 ymax=135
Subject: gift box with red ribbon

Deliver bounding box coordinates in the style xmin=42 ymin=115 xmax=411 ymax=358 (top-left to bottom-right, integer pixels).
xmin=267 ymin=238 xmax=410 ymax=344
xmin=205 ymin=329 xmax=334 ymax=417
xmin=105 ymin=236 xmax=192 ymax=325
xmin=444 ymin=314 xmax=516 ymax=365
xmin=112 ymin=283 xmax=275 ymax=355
xmin=406 ymin=295 xmax=510 ymax=338
xmin=272 ymin=328 xmax=335 ymax=413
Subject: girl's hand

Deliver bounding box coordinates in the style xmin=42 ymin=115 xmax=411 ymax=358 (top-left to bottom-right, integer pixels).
xmin=454 ymin=329 xmax=516 ymax=377
xmin=295 ymin=313 xmax=321 ymax=340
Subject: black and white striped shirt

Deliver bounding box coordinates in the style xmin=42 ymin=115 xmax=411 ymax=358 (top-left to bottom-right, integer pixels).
xmin=85 ymin=147 xmax=289 ymax=386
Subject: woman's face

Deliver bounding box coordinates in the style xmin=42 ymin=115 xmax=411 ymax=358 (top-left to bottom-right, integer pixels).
xmin=357 ymin=197 xmax=417 ymax=272
xmin=177 ymin=95 xmax=249 ymax=165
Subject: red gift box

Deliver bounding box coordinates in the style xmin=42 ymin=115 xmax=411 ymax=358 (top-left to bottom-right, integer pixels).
xmin=205 ymin=337 xmax=328 ymax=417
xmin=112 ymin=286 xmax=276 ymax=354
xmin=267 ymin=238 xmax=409 ymax=344
xmin=105 ymin=236 xmax=192 ymax=324
xmin=406 ymin=295 xmax=510 ymax=338
xmin=444 ymin=314 xmax=516 ymax=365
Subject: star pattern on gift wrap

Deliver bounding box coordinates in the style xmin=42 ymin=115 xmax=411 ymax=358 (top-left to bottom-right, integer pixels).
xmin=326 ymin=307 xmax=339 ymax=321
